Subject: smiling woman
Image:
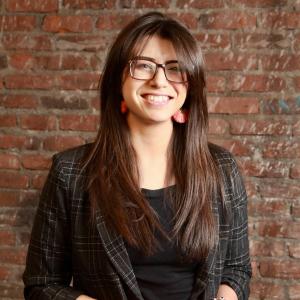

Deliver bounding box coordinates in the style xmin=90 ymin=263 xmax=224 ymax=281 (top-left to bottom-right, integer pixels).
xmin=23 ymin=12 xmax=251 ymax=300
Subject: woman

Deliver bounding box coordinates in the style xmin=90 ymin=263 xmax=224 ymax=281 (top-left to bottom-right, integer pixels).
xmin=23 ymin=12 xmax=251 ymax=300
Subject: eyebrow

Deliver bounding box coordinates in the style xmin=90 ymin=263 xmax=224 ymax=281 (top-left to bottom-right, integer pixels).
xmin=133 ymin=56 xmax=179 ymax=64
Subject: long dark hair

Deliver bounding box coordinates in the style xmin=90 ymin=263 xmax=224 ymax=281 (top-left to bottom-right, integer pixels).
xmin=83 ymin=12 xmax=224 ymax=260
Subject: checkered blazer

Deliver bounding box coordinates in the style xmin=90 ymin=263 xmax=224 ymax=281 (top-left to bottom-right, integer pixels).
xmin=23 ymin=143 xmax=251 ymax=300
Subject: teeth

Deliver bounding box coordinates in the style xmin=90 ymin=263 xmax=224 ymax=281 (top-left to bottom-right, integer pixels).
xmin=144 ymin=95 xmax=169 ymax=104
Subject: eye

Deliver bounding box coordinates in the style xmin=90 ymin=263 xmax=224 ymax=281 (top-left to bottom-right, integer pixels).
xmin=167 ymin=64 xmax=182 ymax=73
xmin=135 ymin=61 xmax=154 ymax=71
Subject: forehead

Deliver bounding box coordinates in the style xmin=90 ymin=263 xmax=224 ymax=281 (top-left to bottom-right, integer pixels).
xmin=134 ymin=35 xmax=178 ymax=62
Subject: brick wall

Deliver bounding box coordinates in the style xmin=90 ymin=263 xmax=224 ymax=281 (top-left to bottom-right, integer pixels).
xmin=0 ymin=0 xmax=299 ymax=299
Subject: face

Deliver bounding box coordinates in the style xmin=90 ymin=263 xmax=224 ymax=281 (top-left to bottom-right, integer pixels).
xmin=122 ymin=35 xmax=188 ymax=128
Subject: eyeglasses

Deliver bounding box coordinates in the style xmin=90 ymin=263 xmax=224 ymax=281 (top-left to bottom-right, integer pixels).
xmin=128 ymin=57 xmax=188 ymax=83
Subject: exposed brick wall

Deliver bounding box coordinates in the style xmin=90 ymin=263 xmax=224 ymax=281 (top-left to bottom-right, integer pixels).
xmin=0 ymin=0 xmax=299 ymax=299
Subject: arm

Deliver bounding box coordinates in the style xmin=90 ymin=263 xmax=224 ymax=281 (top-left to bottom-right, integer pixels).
xmin=23 ymin=154 xmax=84 ymax=300
xmin=219 ymin=158 xmax=252 ymax=300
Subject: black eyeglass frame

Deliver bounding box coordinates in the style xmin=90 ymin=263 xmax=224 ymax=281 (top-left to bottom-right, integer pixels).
xmin=128 ymin=56 xmax=188 ymax=84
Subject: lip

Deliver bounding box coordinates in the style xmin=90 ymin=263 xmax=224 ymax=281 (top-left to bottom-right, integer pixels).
xmin=141 ymin=93 xmax=173 ymax=107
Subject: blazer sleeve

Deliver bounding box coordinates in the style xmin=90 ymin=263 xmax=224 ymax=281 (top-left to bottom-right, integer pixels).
xmin=221 ymin=158 xmax=252 ymax=299
xmin=23 ymin=154 xmax=83 ymax=300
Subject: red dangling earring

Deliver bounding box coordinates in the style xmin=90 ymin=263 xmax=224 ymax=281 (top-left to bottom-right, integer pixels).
xmin=121 ymin=100 xmax=127 ymax=114
xmin=172 ymin=109 xmax=189 ymax=123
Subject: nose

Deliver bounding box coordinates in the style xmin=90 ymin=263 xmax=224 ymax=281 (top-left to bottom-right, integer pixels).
xmin=150 ymin=66 xmax=168 ymax=87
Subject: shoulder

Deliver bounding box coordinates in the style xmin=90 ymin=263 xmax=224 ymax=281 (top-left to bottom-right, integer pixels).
xmin=51 ymin=143 xmax=93 ymax=179
xmin=209 ymin=142 xmax=238 ymax=170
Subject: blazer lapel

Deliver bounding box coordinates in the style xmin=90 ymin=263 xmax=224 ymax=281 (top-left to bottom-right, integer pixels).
xmin=95 ymin=210 xmax=143 ymax=300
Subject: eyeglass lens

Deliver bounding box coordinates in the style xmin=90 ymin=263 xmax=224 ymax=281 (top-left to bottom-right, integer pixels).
xmin=130 ymin=59 xmax=187 ymax=83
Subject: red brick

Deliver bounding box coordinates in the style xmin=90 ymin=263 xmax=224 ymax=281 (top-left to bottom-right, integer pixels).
xmin=232 ymin=0 xmax=287 ymax=6
xmin=0 ymin=191 xmax=19 ymax=206
xmin=250 ymin=240 xmax=286 ymax=257
xmin=229 ymin=74 xmax=286 ymax=92
xmin=260 ymin=260 xmax=300 ymax=279
xmin=22 ymin=155 xmax=51 ymax=170
xmin=0 ymin=248 xmax=27 ymax=265
xmin=293 ymin=120 xmax=300 ymax=136
xmin=60 ymin=115 xmax=98 ymax=131
xmin=249 ymin=198 xmax=290 ymax=218
xmin=0 ymin=55 xmax=8 ymax=69
xmin=204 ymin=52 xmax=257 ymax=71
xmin=96 ymin=13 xmax=136 ymax=30
xmin=0 ymin=153 xmax=20 ymax=170
xmin=292 ymin=201 xmax=300 ymax=218
xmin=288 ymin=243 xmax=300 ymax=259
xmin=208 ymin=118 xmax=228 ymax=135
xmin=19 ymin=190 xmax=40 ymax=207
xmin=56 ymin=35 xmax=111 ymax=51
xmin=61 ymin=54 xmax=91 ymax=70
xmin=295 ymin=77 xmax=300 ymax=91
xmin=195 ymin=34 xmax=231 ymax=50
xmin=168 ymin=13 xmax=198 ymax=30
xmin=19 ymin=232 xmax=31 ymax=245
xmin=177 ymin=0 xmax=224 ymax=8
xmin=288 ymin=284 xmax=300 ymax=299
xmin=9 ymin=53 xmax=91 ymax=71
xmin=263 ymin=141 xmax=300 ymax=158
xmin=261 ymin=54 xmax=300 ymax=71
xmin=0 ymin=230 xmax=16 ymax=246
xmin=135 ymin=0 xmax=169 ymax=8
xmin=43 ymin=16 xmax=93 ymax=33
xmin=208 ymin=97 xmax=259 ymax=114
xmin=0 ymin=172 xmax=29 ymax=189
xmin=43 ymin=136 xmax=85 ymax=151
xmin=0 ymin=135 xmax=40 ymax=150
xmin=0 ymin=266 xmax=10 ymax=281
xmin=234 ymin=33 xmax=289 ymax=50
xmin=294 ymin=33 xmax=300 ymax=52
xmin=0 ymin=16 xmax=36 ymax=31
xmin=0 ymin=283 xmax=23 ymax=298
xmin=261 ymin=12 xmax=300 ymax=29
xmin=209 ymin=138 xmax=253 ymax=156
xmin=291 ymin=163 xmax=300 ymax=179
xmin=206 ymin=75 xmax=226 ymax=93
xmin=241 ymin=159 xmax=288 ymax=178
xmin=244 ymin=179 xmax=257 ymax=198
xmin=250 ymin=281 xmax=285 ymax=299
xmin=200 ymin=12 xmax=256 ymax=29
xmin=4 ymin=74 xmax=55 ymax=89
xmin=91 ymin=96 xmax=100 ymax=111
xmin=6 ymin=0 xmax=58 ymax=12
xmin=259 ymin=182 xmax=300 ymax=199
xmin=32 ymin=173 xmax=48 ymax=189
xmin=63 ymin=0 xmax=115 ymax=9
xmin=0 ymin=95 xmax=38 ymax=109
xmin=0 ymin=115 xmax=16 ymax=127
xmin=2 ymin=33 xmax=53 ymax=51
xmin=230 ymin=119 xmax=290 ymax=135
xmin=250 ymin=260 xmax=259 ymax=277
xmin=263 ymin=98 xmax=300 ymax=115
xmin=20 ymin=115 xmax=56 ymax=131
xmin=41 ymin=96 xmax=89 ymax=110
xmin=257 ymin=221 xmax=300 ymax=239
xmin=58 ymin=73 xmax=100 ymax=90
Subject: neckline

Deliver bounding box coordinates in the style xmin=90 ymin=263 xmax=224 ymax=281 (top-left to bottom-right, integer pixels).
xmin=141 ymin=185 xmax=176 ymax=197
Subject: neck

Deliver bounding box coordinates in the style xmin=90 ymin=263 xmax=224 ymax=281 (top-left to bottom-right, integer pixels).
xmin=128 ymin=120 xmax=173 ymax=157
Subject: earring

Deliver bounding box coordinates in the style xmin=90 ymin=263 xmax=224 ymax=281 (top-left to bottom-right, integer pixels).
xmin=121 ymin=100 xmax=127 ymax=114
xmin=172 ymin=109 xmax=189 ymax=123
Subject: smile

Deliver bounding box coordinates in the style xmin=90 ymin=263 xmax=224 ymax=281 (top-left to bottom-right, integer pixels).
xmin=142 ymin=94 xmax=172 ymax=106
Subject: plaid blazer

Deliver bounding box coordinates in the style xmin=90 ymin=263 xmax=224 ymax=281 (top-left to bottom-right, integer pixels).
xmin=23 ymin=143 xmax=251 ymax=300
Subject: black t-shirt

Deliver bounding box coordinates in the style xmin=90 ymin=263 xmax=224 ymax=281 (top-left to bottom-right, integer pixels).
xmin=125 ymin=186 xmax=198 ymax=300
